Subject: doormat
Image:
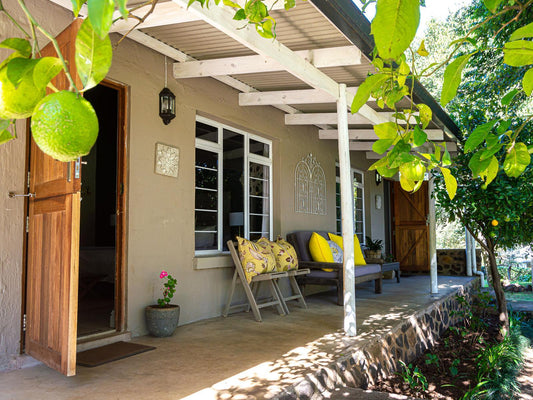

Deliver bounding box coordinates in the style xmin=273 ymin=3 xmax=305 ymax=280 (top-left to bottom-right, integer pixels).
xmin=77 ymin=341 xmax=155 ymax=367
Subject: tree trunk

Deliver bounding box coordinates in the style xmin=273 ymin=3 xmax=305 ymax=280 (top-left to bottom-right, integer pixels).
xmin=487 ymin=248 xmax=509 ymax=331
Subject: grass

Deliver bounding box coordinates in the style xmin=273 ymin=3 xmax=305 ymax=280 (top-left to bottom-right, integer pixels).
xmin=505 ymin=292 xmax=533 ymax=302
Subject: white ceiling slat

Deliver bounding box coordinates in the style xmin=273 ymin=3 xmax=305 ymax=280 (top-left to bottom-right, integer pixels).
xmin=285 ymin=112 xmax=418 ymax=125
xmin=319 ymin=129 xmax=445 ymax=141
xmin=173 ymin=46 xmax=361 ymax=78
xmin=239 ymin=87 xmax=364 ymax=105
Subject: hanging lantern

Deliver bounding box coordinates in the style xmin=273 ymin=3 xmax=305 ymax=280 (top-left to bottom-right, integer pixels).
xmin=375 ymin=170 xmax=382 ymax=185
xmin=159 ymin=87 xmax=175 ymax=125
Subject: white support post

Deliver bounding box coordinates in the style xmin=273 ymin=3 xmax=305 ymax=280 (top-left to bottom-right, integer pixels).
xmin=428 ymin=179 xmax=438 ymax=294
xmin=465 ymin=228 xmax=473 ymax=276
xmin=337 ymin=84 xmax=356 ymax=336
xmin=470 ymin=232 xmax=477 ymax=273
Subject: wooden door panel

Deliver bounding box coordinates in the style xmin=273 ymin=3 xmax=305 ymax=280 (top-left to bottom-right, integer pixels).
xmin=25 ymin=20 xmax=82 ymax=376
xmin=392 ymin=181 xmax=430 ymax=272
xmin=26 ymin=194 xmax=80 ymax=376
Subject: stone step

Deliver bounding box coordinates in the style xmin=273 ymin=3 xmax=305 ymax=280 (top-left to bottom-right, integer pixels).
xmin=326 ymin=386 xmax=417 ymax=399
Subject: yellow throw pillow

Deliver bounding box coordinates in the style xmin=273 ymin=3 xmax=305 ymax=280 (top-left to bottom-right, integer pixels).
xmin=237 ymin=237 xmax=277 ymax=283
xmin=309 ymin=232 xmax=334 ymax=262
xmin=328 ymin=232 xmax=367 ymax=265
xmin=258 ymin=237 xmax=299 ymax=271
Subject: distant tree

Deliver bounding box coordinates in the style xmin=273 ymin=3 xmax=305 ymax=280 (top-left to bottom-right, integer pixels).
xmin=434 ymin=153 xmax=533 ymax=330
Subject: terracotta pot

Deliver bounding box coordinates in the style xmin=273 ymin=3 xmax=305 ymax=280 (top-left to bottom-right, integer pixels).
xmin=145 ymin=305 xmax=180 ymax=337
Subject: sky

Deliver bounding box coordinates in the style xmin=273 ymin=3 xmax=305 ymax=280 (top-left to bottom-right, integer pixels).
xmin=356 ymin=0 xmax=470 ymax=34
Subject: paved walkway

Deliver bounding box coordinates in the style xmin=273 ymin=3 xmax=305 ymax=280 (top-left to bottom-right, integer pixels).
xmin=0 ymin=276 xmax=474 ymax=400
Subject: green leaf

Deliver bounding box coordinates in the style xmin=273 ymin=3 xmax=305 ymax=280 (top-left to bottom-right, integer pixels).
xmin=371 ymin=0 xmax=420 ymax=60
xmin=440 ymin=167 xmax=457 ymax=199
xmin=523 ymin=68 xmax=533 ymax=96
xmin=377 ymin=164 xmax=399 ymax=178
xmin=373 ymin=138 xmax=395 ymax=154
xmin=469 ymin=152 xmax=492 ymax=176
xmin=482 ymin=0 xmax=503 ymax=13
xmin=413 ymin=126 xmax=427 ymax=147
xmin=245 ymin=0 xmax=268 ymax=23
xmin=351 ymin=73 xmax=389 ymax=113
xmin=223 ymin=0 xmax=241 ymax=7
xmin=441 ymin=53 xmax=473 ymax=106
xmin=87 ymin=0 xmax=115 ymax=39
xmin=496 ymin=120 xmax=512 ymax=134
xmin=479 ymin=156 xmax=499 ymax=187
xmin=509 ymin=22 xmax=533 ymax=41
xmin=501 ymin=88 xmax=520 ymax=105
xmin=400 ymin=174 xmax=416 ymax=191
xmin=255 ymin=17 xmax=275 ymax=39
xmin=0 ymin=129 xmax=14 ymax=145
xmin=233 ymin=9 xmax=246 ymax=20
xmin=32 ymin=57 xmax=63 ymax=89
xmin=442 ymin=146 xmax=451 ymax=166
xmin=503 ymin=40 xmax=533 ymax=67
xmin=3 ymin=57 xmax=37 ymax=88
xmin=75 ymin=18 xmax=112 ymax=91
xmin=417 ymin=103 xmax=432 ymax=129
xmin=284 ymin=0 xmax=295 ymax=10
xmin=464 ymin=120 xmax=497 ymax=153
xmin=503 ymin=142 xmax=530 ymax=178
xmin=0 ymin=38 xmax=31 ymax=58
xmin=114 ymin=0 xmax=129 ymax=19
xmin=71 ymin=0 xmax=86 ymax=17
xmin=373 ymin=122 xmax=397 ymax=139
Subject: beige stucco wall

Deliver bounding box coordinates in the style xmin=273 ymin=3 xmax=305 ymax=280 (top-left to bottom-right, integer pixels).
xmin=0 ymin=0 xmax=388 ymax=368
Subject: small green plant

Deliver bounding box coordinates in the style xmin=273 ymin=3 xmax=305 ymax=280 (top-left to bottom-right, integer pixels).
xmin=157 ymin=270 xmax=178 ymax=307
xmin=424 ymin=353 xmax=439 ymax=368
xmin=397 ymin=360 xmax=428 ymax=392
xmin=450 ymin=358 xmax=460 ymax=377
xmin=365 ymin=236 xmax=383 ymax=251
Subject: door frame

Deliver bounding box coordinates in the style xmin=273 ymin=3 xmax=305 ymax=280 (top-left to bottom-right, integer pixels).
xmin=21 ymin=78 xmax=129 ymax=345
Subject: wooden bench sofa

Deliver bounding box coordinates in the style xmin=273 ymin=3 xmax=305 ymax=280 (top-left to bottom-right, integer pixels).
xmin=286 ymin=231 xmax=383 ymax=306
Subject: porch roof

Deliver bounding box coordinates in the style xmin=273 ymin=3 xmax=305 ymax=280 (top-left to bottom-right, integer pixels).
xmin=49 ymin=0 xmax=460 ymax=157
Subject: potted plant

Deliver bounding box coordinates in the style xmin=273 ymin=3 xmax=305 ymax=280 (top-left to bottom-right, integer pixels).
xmin=364 ymin=236 xmax=383 ymax=259
xmin=145 ymin=270 xmax=180 ymax=337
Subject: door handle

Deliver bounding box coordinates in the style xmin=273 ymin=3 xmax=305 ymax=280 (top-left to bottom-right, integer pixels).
xmin=9 ymin=192 xmax=35 ymax=198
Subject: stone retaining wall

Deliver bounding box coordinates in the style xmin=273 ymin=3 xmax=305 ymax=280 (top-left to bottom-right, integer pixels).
xmin=437 ymin=249 xmax=482 ymax=275
xmin=276 ymin=278 xmax=480 ymax=400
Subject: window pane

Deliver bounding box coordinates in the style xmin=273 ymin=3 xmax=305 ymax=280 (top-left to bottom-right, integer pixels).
xmin=223 ymin=129 xmax=244 ymax=244
xmin=355 ymin=222 xmax=364 ymax=234
xmin=195 ymin=189 xmax=217 ymax=210
xmin=250 ymin=196 xmax=269 ymax=214
xmin=249 ymin=139 xmax=270 ymax=157
xmin=355 ymin=209 xmax=363 ymax=222
xmin=195 ymin=232 xmax=217 ymax=251
xmin=196 ymin=148 xmax=218 ymax=169
xmin=336 ymin=207 xmax=341 ymax=219
xmin=196 ymin=121 xmax=218 ymax=142
xmin=195 ymin=168 xmax=217 ymax=190
xmin=249 ymin=163 xmax=269 ymax=197
xmin=353 ymin=171 xmax=363 ymax=184
xmin=250 ymin=215 xmax=269 ymax=236
xmin=195 ymin=210 xmax=217 ymax=230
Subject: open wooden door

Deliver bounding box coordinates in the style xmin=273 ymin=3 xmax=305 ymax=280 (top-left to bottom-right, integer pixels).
xmin=25 ymin=19 xmax=83 ymax=376
xmin=391 ymin=181 xmax=430 ymax=273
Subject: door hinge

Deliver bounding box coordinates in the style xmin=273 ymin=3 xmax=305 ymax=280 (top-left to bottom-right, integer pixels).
xmin=26 ymin=216 xmax=29 ymax=233
xmin=27 ymin=171 xmax=30 ymax=189
xmin=23 ymin=314 xmax=26 ymax=332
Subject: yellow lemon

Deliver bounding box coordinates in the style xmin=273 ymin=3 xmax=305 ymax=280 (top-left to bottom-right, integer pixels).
xmin=491 ymin=219 xmax=498 ymax=227
xmin=31 ymin=91 xmax=98 ymax=162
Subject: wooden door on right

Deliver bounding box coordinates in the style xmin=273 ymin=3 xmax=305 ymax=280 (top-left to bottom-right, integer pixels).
xmin=391 ymin=181 xmax=430 ymax=273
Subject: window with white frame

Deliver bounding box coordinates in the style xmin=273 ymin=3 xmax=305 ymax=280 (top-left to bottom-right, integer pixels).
xmin=335 ymin=165 xmax=365 ymax=243
xmin=194 ymin=117 xmax=272 ymax=254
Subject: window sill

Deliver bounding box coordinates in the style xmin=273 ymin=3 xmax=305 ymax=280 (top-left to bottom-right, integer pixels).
xmin=193 ymin=254 xmax=233 ymax=270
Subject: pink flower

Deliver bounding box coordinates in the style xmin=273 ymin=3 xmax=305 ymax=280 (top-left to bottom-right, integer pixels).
xmin=160 ymin=270 xmax=168 ymax=279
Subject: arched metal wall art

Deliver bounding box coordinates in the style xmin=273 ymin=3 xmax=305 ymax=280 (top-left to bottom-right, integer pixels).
xmin=295 ymin=153 xmax=327 ymax=215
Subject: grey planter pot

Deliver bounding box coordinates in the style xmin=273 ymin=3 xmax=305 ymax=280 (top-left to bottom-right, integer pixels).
xmin=145 ymin=305 xmax=180 ymax=337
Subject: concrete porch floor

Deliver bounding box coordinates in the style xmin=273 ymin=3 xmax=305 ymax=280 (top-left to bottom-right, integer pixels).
xmin=0 ymin=275 xmax=476 ymax=400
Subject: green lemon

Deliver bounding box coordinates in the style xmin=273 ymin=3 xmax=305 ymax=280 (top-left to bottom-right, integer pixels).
xmin=31 ymin=91 xmax=98 ymax=162
xmin=0 ymin=65 xmax=46 ymax=119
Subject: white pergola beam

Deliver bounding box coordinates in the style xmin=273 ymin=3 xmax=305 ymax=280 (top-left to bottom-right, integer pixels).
xmin=110 ymin=0 xmax=286 ymax=32
xmin=319 ymin=129 xmax=445 ymax=141
xmin=285 ymin=112 xmax=418 ymax=126
xmin=358 ymin=141 xmax=457 ymax=153
xmin=239 ymin=87 xmax=365 ymax=106
xmin=174 ymin=46 xmax=361 ymax=78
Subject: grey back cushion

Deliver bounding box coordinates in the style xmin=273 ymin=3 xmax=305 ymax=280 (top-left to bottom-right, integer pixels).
xmin=286 ymin=231 xmax=330 ymax=262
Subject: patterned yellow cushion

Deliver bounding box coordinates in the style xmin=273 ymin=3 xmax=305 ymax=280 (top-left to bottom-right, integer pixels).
xmin=258 ymin=237 xmax=298 ymax=271
xmin=309 ymin=232 xmax=334 ymax=262
xmin=237 ymin=237 xmax=276 ymax=283
xmin=328 ymin=233 xmax=367 ymax=265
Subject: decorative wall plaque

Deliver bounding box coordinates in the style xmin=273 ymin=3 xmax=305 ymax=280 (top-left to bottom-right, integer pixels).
xmin=155 ymin=143 xmax=179 ymax=178
xmin=295 ymin=153 xmax=327 ymax=215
